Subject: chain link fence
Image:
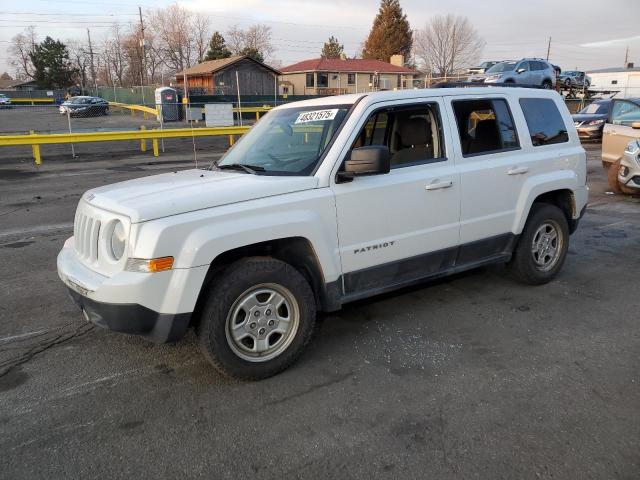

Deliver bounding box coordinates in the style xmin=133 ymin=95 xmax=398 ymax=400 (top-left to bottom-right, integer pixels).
xmin=0 ymin=87 xmax=599 ymax=165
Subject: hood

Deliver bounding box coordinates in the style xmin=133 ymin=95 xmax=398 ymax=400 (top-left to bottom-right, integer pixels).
xmin=85 ymin=169 xmax=319 ymax=223
xmin=572 ymin=113 xmax=608 ymax=123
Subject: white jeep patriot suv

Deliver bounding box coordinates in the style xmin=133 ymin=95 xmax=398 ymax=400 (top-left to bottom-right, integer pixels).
xmin=57 ymin=88 xmax=588 ymax=380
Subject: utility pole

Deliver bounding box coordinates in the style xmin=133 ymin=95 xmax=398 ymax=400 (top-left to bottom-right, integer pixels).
xmin=87 ymin=29 xmax=97 ymax=93
xmin=624 ymin=46 xmax=629 ymax=67
xmin=546 ymin=37 xmax=551 ymax=61
xmin=138 ymin=6 xmax=146 ymax=105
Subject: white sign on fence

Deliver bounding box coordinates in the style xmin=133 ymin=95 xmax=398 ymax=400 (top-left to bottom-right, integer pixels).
xmin=205 ymin=103 xmax=234 ymax=127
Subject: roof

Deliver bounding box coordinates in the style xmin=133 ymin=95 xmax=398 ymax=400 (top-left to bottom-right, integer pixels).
xmin=587 ymin=67 xmax=640 ymax=74
xmin=280 ymin=58 xmax=417 ymax=74
xmin=274 ymin=86 xmax=558 ymax=111
xmin=175 ymin=55 xmax=280 ymax=77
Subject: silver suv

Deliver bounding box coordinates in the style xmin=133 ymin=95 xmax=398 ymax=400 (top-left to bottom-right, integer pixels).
xmin=470 ymin=59 xmax=557 ymax=89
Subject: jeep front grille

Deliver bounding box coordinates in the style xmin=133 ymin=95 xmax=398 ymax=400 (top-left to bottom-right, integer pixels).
xmin=74 ymin=210 xmax=101 ymax=262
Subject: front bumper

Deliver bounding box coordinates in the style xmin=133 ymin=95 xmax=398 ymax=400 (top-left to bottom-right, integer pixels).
xmin=576 ymin=125 xmax=603 ymax=140
xmin=66 ymin=287 xmax=191 ymax=343
xmin=57 ymin=237 xmax=208 ymax=343
xmin=618 ymin=157 xmax=640 ymax=191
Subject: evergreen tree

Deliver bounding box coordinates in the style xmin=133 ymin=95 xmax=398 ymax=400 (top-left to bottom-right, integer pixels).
xmin=362 ymin=0 xmax=412 ymax=62
xmin=321 ymin=36 xmax=344 ymax=59
xmin=204 ymin=32 xmax=232 ymax=61
xmin=240 ymin=46 xmax=264 ymax=63
xmin=29 ymin=37 xmax=76 ymax=88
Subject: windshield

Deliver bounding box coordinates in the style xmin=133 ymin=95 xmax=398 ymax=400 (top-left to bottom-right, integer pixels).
xmin=580 ymin=102 xmax=608 ymax=114
xmin=564 ymin=71 xmax=579 ymax=76
xmin=486 ymin=62 xmax=516 ymax=74
xmin=69 ymin=97 xmax=90 ymax=104
xmin=217 ymin=104 xmax=350 ymax=175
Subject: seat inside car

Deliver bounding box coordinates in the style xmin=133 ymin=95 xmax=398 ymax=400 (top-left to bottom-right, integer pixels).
xmin=391 ymin=116 xmax=434 ymax=165
xmin=466 ymin=119 xmax=501 ymax=154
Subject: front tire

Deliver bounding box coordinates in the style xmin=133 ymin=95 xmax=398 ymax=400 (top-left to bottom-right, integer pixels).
xmin=197 ymin=257 xmax=317 ymax=380
xmin=607 ymin=160 xmax=623 ymax=194
xmin=508 ymin=204 xmax=569 ymax=285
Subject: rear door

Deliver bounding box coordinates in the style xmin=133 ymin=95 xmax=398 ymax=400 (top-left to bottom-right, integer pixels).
xmin=445 ymin=94 xmax=525 ymax=259
xmin=602 ymin=100 xmax=640 ymax=163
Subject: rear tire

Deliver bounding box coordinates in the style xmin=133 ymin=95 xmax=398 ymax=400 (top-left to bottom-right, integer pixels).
xmin=542 ymin=80 xmax=553 ymax=89
xmin=196 ymin=257 xmax=317 ymax=380
xmin=508 ymin=204 xmax=569 ymax=285
xmin=607 ymin=160 xmax=623 ymax=194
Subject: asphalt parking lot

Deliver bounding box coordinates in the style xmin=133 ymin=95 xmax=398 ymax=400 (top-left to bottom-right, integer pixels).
xmin=0 ymin=142 xmax=638 ymax=479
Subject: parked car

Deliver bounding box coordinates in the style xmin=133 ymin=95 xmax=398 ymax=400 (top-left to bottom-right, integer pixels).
xmin=59 ymin=96 xmax=109 ymax=116
xmin=57 ymin=87 xmax=587 ymax=380
xmin=572 ymin=99 xmax=612 ymax=140
xmin=0 ymin=93 xmax=12 ymax=108
xmin=467 ymin=61 xmax=500 ymax=75
xmin=601 ymin=98 xmax=640 ymax=193
xmin=615 ymin=135 xmax=640 ymax=194
xmin=469 ymin=59 xmax=557 ymax=89
xmin=559 ymin=70 xmax=591 ymax=89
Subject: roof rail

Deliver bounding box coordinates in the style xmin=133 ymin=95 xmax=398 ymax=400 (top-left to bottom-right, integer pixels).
xmin=432 ymin=82 xmax=544 ymax=89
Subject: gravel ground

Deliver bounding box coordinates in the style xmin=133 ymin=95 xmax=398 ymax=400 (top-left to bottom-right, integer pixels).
xmin=0 ymin=142 xmax=638 ymax=479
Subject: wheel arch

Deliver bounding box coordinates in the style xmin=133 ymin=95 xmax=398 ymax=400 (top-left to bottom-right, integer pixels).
xmin=514 ymin=174 xmax=581 ymax=235
xmin=191 ymin=237 xmax=341 ymax=328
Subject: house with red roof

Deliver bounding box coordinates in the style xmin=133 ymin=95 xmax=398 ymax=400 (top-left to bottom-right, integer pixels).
xmin=279 ymin=55 xmax=418 ymax=95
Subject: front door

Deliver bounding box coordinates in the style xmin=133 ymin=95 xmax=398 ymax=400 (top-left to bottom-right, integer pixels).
xmin=602 ymin=100 xmax=640 ymax=164
xmin=332 ymin=99 xmax=460 ymax=297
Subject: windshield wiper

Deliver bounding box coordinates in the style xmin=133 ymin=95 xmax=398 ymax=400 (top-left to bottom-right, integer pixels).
xmin=217 ymin=163 xmax=266 ymax=174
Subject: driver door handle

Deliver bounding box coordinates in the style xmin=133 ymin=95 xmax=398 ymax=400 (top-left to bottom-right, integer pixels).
xmin=507 ymin=166 xmax=529 ymax=175
xmin=425 ymin=180 xmax=453 ymax=191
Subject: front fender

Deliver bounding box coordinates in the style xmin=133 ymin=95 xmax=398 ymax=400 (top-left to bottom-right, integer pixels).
xmin=131 ymin=189 xmax=342 ymax=284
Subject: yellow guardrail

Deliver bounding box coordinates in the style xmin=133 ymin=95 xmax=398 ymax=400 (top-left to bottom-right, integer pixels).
xmin=0 ymin=126 xmax=250 ymax=165
xmin=109 ymin=102 xmax=159 ymax=118
xmin=9 ymin=97 xmax=55 ymax=104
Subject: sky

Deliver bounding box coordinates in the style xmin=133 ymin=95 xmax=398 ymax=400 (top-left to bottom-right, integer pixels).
xmin=1 ymin=0 xmax=640 ymax=76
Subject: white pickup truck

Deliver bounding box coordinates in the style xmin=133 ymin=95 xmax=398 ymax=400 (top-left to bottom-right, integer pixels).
xmin=57 ymin=87 xmax=588 ymax=380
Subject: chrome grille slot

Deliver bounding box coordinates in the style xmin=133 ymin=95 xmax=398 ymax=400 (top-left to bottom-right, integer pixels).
xmin=74 ymin=205 xmax=101 ymax=263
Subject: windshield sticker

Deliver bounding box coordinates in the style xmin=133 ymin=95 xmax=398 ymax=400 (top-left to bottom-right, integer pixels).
xmin=294 ymin=109 xmax=339 ymax=124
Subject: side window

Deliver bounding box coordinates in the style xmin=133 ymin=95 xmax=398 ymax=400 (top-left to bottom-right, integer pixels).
xmin=612 ymin=101 xmax=640 ymax=123
xmin=519 ymin=98 xmax=569 ymax=146
xmin=518 ymin=61 xmax=530 ymax=72
xmin=350 ymin=103 xmax=445 ymax=168
xmin=452 ymin=98 xmax=520 ymax=156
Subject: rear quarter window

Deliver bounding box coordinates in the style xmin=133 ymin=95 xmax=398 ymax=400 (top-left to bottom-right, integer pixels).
xmin=519 ymin=98 xmax=569 ymax=146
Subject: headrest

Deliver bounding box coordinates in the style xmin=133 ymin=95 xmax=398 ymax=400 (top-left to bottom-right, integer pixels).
xmin=398 ymin=117 xmax=429 ymax=146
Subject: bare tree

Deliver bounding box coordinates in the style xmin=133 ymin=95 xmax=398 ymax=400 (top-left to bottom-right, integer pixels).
xmin=102 ymin=23 xmax=127 ymax=85
xmin=192 ymin=15 xmax=211 ymax=64
xmin=148 ymin=4 xmax=196 ymax=73
xmin=225 ymin=24 xmax=273 ymax=62
xmin=414 ymin=14 xmax=484 ymax=77
xmin=67 ymin=39 xmax=91 ymax=90
xmin=8 ymin=26 xmax=38 ymax=80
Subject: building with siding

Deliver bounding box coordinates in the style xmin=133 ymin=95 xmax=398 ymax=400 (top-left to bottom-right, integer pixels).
xmin=587 ymin=65 xmax=640 ymax=98
xmin=174 ymin=56 xmax=281 ymax=96
xmin=279 ymin=56 xmax=418 ymax=95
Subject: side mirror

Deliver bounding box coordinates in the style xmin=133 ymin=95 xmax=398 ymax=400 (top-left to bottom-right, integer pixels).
xmin=516 ymin=68 xmax=526 ymax=74
xmin=632 ymin=122 xmax=640 ymax=129
xmin=338 ymin=145 xmax=390 ymax=181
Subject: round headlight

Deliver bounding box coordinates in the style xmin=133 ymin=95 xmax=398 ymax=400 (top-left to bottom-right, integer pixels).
xmin=110 ymin=221 xmax=126 ymax=260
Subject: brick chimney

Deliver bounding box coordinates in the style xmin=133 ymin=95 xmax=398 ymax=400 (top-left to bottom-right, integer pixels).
xmin=390 ymin=54 xmax=404 ymax=67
